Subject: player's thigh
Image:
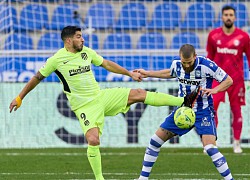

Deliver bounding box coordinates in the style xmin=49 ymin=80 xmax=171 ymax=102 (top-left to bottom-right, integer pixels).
xmin=74 ymin=100 xmax=105 ymax=136
xmin=195 ymin=107 xmax=217 ymax=137
xmin=228 ymin=82 xmax=246 ymax=106
xmin=160 ymin=107 xmax=192 ymax=136
xmin=100 ymin=87 xmax=131 ymax=116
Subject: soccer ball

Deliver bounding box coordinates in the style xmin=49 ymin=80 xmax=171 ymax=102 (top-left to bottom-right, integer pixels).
xmin=174 ymin=107 xmax=196 ymax=129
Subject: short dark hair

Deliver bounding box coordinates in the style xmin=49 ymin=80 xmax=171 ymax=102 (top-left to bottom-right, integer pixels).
xmin=222 ymin=5 xmax=235 ymax=14
xmin=179 ymin=44 xmax=196 ymax=59
xmin=61 ymin=26 xmax=81 ymax=41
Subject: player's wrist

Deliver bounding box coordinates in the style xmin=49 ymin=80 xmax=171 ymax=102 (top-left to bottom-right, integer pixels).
xmin=15 ymin=95 xmax=22 ymax=108
xmin=128 ymin=71 xmax=134 ymax=77
xmin=146 ymin=71 xmax=151 ymax=77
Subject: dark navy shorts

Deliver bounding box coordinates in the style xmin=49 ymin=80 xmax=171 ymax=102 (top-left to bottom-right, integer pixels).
xmin=160 ymin=107 xmax=217 ymax=137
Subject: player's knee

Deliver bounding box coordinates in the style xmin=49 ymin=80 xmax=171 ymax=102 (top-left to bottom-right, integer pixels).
xmin=134 ymin=88 xmax=147 ymax=99
xmin=128 ymin=89 xmax=147 ymax=104
xmin=87 ymin=135 xmax=100 ymax=146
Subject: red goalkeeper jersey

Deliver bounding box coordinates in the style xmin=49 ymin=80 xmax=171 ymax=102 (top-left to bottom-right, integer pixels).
xmin=206 ymin=27 xmax=250 ymax=82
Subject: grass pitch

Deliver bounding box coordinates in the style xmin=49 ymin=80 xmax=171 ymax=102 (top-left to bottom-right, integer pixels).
xmin=0 ymin=148 xmax=249 ymax=180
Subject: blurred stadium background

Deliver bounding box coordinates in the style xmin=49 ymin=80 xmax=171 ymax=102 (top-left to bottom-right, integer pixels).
xmin=0 ymin=0 xmax=250 ymax=149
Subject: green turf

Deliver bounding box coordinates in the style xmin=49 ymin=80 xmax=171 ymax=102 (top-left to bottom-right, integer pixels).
xmin=0 ymin=148 xmax=249 ymax=179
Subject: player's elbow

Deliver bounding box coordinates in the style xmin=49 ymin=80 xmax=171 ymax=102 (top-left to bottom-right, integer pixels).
xmin=227 ymin=76 xmax=233 ymax=87
xmin=230 ymin=79 xmax=233 ymax=86
xmin=34 ymin=71 xmax=45 ymax=81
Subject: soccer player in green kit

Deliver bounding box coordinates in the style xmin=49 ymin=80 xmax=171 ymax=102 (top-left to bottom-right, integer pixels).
xmin=9 ymin=26 xmax=199 ymax=180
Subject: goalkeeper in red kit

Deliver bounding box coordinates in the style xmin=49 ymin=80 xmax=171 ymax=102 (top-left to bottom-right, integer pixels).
xmin=206 ymin=5 xmax=250 ymax=153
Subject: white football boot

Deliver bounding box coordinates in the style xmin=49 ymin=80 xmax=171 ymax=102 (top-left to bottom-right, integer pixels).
xmin=233 ymin=140 xmax=243 ymax=153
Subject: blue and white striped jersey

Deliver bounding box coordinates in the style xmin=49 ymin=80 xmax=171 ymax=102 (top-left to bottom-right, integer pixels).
xmin=170 ymin=55 xmax=228 ymax=112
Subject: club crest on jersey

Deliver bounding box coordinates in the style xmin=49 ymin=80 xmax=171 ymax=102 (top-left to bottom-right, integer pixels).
xmin=81 ymin=53 xmax=88 ymax=60
xmin=195 ymin=70 xmax=201 ymax=78
xmin=234 ymin=40 xmax=240 ymax=46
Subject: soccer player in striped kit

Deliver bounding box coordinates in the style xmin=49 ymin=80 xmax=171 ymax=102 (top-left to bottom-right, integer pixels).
xmin=207 ymin=5 xmax=250 ymax=153
xmin=135 ymin=44 xmax=234 ymax=180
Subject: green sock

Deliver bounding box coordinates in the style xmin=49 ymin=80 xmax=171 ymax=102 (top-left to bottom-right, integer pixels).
xmin=87 ymin=145 xmax=104 ymax=180
xmin=144 ymin=91 xmax=184 ymax=106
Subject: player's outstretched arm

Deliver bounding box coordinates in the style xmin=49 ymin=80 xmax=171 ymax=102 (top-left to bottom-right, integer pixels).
xmin=202 ymin=75 xmax=233 ymax=96
xmin=101 ymin=59 xmax=142 ymax=82
xmin=9 ymin=71 xmax=45 ymax=113
xmin=134 ymin=68 xmax=172 ymax=79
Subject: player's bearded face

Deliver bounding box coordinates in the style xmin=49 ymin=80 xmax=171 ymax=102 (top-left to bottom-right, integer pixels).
xmin=182 ymin=63 xmax=195 ymax=73
xmin=222 ymin=10 xmax=235 ymax=29
xmin=72 ymin=32 xmax=84 ymax=52
xmin=73 ymin=41 xmax=83 ymax=52
xmin=181 ymin=56 xmax=195 ymax=73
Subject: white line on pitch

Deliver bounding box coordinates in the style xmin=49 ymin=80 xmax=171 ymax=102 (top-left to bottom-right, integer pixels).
xmin=0 ymin=172 xmax=249 ymax=177
xmin=1 ymin=152 xmax=250 ymax=156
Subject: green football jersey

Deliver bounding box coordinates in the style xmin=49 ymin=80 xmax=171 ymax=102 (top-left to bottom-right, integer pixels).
xmin=39 ymin=46 xmax=103 ymax=110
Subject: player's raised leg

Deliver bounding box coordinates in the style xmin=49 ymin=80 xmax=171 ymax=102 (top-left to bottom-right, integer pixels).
xmin=127 ymin=86 xmax=200 ymax=108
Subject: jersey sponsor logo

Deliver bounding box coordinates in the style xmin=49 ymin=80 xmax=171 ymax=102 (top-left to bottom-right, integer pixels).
xmin=178 ymin=78 xmax=201 ymax=86
xmin=81 ymin=53 xmax=88 ymax=60
xmin=69 ymin=65 xmax=90 ymax=76
xmin=217 ymin=47 xmax=238 ymax=55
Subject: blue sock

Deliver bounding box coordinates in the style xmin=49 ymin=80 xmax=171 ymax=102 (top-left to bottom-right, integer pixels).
xmin=204 ymin=144 xmax=233 ymax=180
xmin=139 ymin=134 xmax=165 ymax=179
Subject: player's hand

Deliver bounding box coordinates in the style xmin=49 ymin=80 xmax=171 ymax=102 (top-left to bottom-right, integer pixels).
xmin=133 ymin=69 xmax=148 ymax=78
xmin=201 ymin=88 xmax=218 ymax=97
xmin=9 ymin=96 xmax=22 ymax=113
xmin=130 ymin=71 xmax=142 ymax=82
